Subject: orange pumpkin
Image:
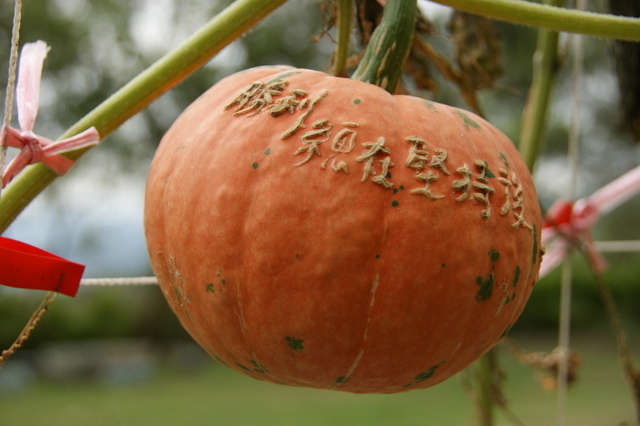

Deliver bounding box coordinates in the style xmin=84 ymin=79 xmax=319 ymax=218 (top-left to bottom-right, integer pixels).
xmin=144 ymin=65 xmax=543 ymax=393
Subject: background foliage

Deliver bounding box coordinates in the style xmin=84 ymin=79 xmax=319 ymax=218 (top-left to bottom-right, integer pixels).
xmin=0 ymin=5 xmax=639 ymax=422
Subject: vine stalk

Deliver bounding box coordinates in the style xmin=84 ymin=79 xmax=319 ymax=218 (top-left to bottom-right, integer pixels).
xmin=518 ymin=0 xmax=563 ymax=171
xmin=589 ymin=263 xmax=640 ymax=424
xmin=429 ymin=0 xmax=640 ymax=41
xmin=332 ymin=0 xmax=354 ymax=77
xmin=351 ymin=0 xmax=417 ymax=93
xmin=474 ymin=350 xmax=498 ymax=426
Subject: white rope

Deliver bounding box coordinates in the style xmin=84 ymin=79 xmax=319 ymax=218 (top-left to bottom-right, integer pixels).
xmin=80 ymin=276 xmax=158 ymax=286
xmin=75 ymin=238 xmax=640 ymax=287
xmin=595 ymin=240 xmax=640 ymax=253
xmin=1 ymin=0 xmax=21 ymax=128
xmin=556 ymin=1 xmax=586 ymax=422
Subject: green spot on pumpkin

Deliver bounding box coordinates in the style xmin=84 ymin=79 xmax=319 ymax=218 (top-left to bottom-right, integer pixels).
xmin=213 ymin=354 xmax=228 ymax=366
xmin=264 ymin=147 xmax=271 ymax=155
xmin=484 ymin=165 xmax=496 ymax=178
xmin=455 ymin=110 xmax=480 ymax=130
xmin=499 ymin=152 xmax=510 ymax=168
xmin=236 ymin=363 xmax=250 ymax=372
xmin=476 ymin=249 xmax=500 ymax=301
xmin=251 ymin=360 xmax=269 ymax=374
xmin=512 ymin=266 xmax=521 ymax=287
xmin=475 ymin=272 xmax=495 ymax=301
xmin=285 ymin=336 xmax=304 ymax=351
xmin=335 ymin=376 xmax=347 ymax=384
xmin=391 ymin=200 xmax=399 ymax=207
xmin=422 ymin=99 xmax=438 ymax=111
xmin=393 ymin=185 xmax=405 ymax=195
xmin=252 ymin=162 xmax=259 ymax=169
xmin=205 ymin=283 xmax=215 ymax=293
xmin=403 ymin=361 xmax=444 ymax=388
xmin=489 ymin=249 xmax=500 ymax=262
xmin=267 ymin=71 xmax=302 ymax=84
xmin=353 ymin=98 xmax=362 ymax=104
xmin=414 ymin=367 xmax=438 ymax=382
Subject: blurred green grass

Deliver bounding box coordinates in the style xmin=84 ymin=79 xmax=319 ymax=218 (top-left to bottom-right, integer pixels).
xmin=0 ymin=331 xmax=636 ymax=426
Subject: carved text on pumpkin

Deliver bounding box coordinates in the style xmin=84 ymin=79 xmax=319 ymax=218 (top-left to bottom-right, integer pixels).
xmin=225 ymin=80 xmax=533 ymax=228
xmin=281 ymin=90 xmax=328 ymax=139
xmin=411 ymin=172 xmax=444 ymax=199
xmin=355 ymin=137 xmax=395 ymax=188
xmin=226 ymin=80 xmax=290 ymax=116
xmin=497 ymin=169 xmax=533 ymax=230
xmin=293 ymin=120 xmax=333 ymax=166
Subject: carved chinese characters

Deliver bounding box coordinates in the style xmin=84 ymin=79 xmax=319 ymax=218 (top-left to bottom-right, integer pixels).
xmin=224 ymin=78 xmax=533 ymax=230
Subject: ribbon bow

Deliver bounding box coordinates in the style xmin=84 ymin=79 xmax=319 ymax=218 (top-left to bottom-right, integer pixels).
xmin=1 ymin=40 xmax=100 ymax=188
xmin=540 ymin=165 xmax=640 ymax=278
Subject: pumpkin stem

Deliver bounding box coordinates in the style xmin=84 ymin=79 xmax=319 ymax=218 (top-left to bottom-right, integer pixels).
xmin=332 ymin=0 xmax=353 ymax=77
xmin=518 ymin=0 xmax=562 ymax=172
xmin=351 ymin=0 xmax=417 ymax=93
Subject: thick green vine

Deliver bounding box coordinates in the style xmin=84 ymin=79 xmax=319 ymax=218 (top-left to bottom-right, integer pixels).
xmin=431 ymin=0 xmax=640 ymax=41
xmin=351 ymin=0 xmax=417 ymax=93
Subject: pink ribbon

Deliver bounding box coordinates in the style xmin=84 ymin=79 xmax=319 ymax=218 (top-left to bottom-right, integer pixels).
xmin=540 ymin=165 xmax=640 ymax=277
xmin=1 ymin=41 xmax=100 ymax=188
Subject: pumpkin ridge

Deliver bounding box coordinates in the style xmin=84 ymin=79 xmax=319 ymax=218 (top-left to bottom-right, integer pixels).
xmin=332 ymin=272 xmax=381 ymax=389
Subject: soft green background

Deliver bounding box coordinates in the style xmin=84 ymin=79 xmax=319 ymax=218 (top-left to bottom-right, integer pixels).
xmin=1 ymin=332 xmax=636 ymax=425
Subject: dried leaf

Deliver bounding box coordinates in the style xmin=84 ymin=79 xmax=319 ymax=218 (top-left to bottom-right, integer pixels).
xmin=609 ymin=0 xmax=640 ymax=141
xmin=449 ymin=11 xmax=504 ymax=91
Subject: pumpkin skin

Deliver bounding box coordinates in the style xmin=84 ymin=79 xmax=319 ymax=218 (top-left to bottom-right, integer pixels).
xmin=144 ymin=65 xmax=543 ymax=394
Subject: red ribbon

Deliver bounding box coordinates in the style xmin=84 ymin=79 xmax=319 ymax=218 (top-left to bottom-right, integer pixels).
xmin=541 ymin=198 xmax=606 ymax=277
xmin=540 ymin=165 xmax=640 ymax=278
xmin=0 ymin=237 xmax=84 ymax=297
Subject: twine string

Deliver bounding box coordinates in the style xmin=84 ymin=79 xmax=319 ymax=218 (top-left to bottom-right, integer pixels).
xmin=80 ymin=276 xmax=158 ymax=286
xmin=556 ymin=1 xmax=585 ymax=422
xmin=0 ymin=291 xmax=57 ymax=368
xmin=0 ymin=0 xmax=23 ymax=196
xmin=0 ymin=0 xmax=46 ymax=370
